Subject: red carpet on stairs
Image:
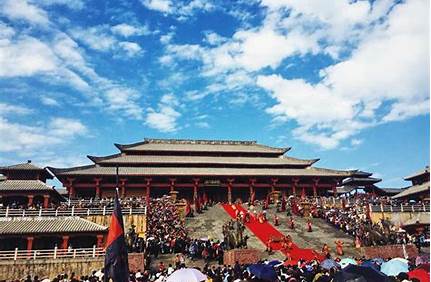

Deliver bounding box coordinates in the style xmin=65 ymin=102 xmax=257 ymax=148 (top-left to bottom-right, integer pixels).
xmin=222 ymin=203 xmax=323 ymax=263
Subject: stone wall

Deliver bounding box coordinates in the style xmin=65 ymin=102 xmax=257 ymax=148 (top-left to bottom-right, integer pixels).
xmin=358 ymin=244 xmax=418 ymax=259
xmin=223 ymin=249 xmax=262 ymax=266
xmin=0 ymin=257 xmax=104 ymax=281
xmin=84 ymin=214 xmax=146 ymax=234
xmin=0 ymin=253 xmax=145 ymax=281
xmin=370 ymin=210 xmax=429 ymax=226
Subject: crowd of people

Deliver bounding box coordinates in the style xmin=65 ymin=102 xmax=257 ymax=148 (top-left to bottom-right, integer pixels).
xmin=0 ymin=197 xmax=147 ymax=211
xmin=5 ymin=192 xmax=430 ymax=281
xmin=222 ymin=219 xmax=248 ymax=250
xmin=16 ymin=254 xmax=428 ymax=282
xmin=309 ymin=198 xmax=429 ymax=249
xmin=127 ymin=196 xmax=228 ymax=266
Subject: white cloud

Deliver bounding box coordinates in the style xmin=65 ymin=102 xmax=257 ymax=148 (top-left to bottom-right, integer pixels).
xmin=48 ymin=117 xmax=88 ymax=137
xmin=257 ymin=0 xmax=429 ymax=149
xmin=0 ymin=103 xmax=33 ymax=115
xmin=34 ymin=0 xmax=85 ymax=10
xmin=195 ymin=121 xmax=210 ymax=128
xmin=145 ymin=94 xmax=181 ymax=132
xmin=111 ymin=23 xmax=150 ymax=37
xmin=1 ymin=0 xmax=49 ymax=26
xmin=0 ymin=115 xmax=87 ymax=153
xmin=350 ymin=139 xmax=363 ymax=146
xmin=0 ymin=36 xmax=58 ymax=77
xmin=70 ymin=26 xmax=117 ymax=52
xmin=104 ymin=87 xmax=144 ymax=120
xmin=70 ymin=25 xmax=144 ymax=58
xmin=141 ymin=0 xmax=173 ymax=13
xmin=40 ymin=96 xmax=60 ymax=106
xmin=141 ymin=0 xmax=214 ymax=19
xmin=118 ymin=41 xmax=143 ymax=57
xmin=0 ymin=28 xmax=144 ymax=121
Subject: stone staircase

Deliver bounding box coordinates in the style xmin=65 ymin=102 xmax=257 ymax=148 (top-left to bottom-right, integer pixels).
xmin=257 ymin=204 xmax=357 ymax=257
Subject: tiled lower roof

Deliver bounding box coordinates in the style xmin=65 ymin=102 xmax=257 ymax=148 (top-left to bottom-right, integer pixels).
xmin=392 ymin=181 xmax=430 ymax=199
xmin=49 ymin=165 xmax=351 ymax=177
xmin=404 ymin=166 xmax=430 ymax=181
xmin=0 ymin=217 xmax=107 ymax=235
xmin=0 ymin=162 xmax=44 ymax=171
xmin=0 ymin=180 xmax=55 ymax=192
xmin=88 ymin=154 xmax=317 ymax=166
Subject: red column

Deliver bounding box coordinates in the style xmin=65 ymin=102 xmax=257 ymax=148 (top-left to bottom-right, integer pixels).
xmin=94 ymin=178 xmax=102 ymax=198
xmin=145 ymin=178 xmax=152 ymax=206
xmin=292 ymin=178 xmax=299 ymax=196
xmin=301 ymin=186 xmax=306 ymax=198
xmin=169 ymin=178 xmax=176 ymax=192
xmin=61 ymin=235 xmax=69 ymax=249
xmin=271 ymin=178 xmax=278 ymax=192
xmin=96 ymin=234 xmax=104 ymax=248
xmin=27 ymin=236 xmax=34 ymax=256
xmin=332 ymin=184 xmax=337 ymax=196
xmin=312 ymin=178 xmax=319 ymax=197
xmin=249 ymin=179 xmax=255 ymax=204
xmin=43 ymin=195 xmax=50 ymax=209
xmin=193 ymin=178 xmax=200 ymax=211
xmin=27 ymin=195 xmax=34 ymax=207
xmin=120 ymin=179 xmax=127 ymax=198
xmin=227 ymin=178 xmax=234 ymax=204
xmin=66 ymin=178 xmax=75 ymax=198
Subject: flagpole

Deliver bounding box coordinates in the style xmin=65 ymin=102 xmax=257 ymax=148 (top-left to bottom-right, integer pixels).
xmin=116 ymin=166 xmax=119 ymax=189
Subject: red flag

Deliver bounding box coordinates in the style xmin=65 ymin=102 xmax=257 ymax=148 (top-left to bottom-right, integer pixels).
xmin=104 ymin=190 xmax=129 ymax=282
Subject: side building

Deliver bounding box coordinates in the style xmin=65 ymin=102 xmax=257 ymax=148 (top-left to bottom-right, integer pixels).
xmin=0 ymin=161 xmax=63 ymax=208
xmin=48 ymin=138 xmax=377 ymax=203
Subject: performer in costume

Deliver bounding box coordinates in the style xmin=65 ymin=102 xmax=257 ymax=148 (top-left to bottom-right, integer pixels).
xmin=322 ymin=243 xmax=330 ymax=257
xmin=335 ymin=240 xmax=344 ymax=256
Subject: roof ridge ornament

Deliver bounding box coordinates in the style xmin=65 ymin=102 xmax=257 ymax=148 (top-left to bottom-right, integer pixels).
xmin=144 ymin=138 xmax=257 ymax=145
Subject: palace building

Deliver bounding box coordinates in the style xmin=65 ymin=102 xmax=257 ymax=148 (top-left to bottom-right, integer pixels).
xmin=48 ymin=138 xmax=377 ymax=203
xmin=0 ymin=161 xmax=63 ymax=208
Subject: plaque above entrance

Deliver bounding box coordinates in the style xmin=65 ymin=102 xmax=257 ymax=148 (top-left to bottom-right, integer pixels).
xmin=204 ymin=180 xmax=221 ymax=186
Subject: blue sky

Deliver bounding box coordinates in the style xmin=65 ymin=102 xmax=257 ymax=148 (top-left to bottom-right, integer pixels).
xmin=0 ymin=0 xmax=429 ymax=188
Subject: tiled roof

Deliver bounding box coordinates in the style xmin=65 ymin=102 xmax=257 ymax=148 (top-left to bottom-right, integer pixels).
xmin=0 ymin=180 xmax=55 ymax=192
xmin=334 ymin=186 xmax=356 ymax=194
xmin=0 ymin=162 xmax=54 ymax=179
xmin=404 ymin=166 xmax=430 ymax=181
xmin=379 ymin=188 xmax=405 ymax=195
xmin=115 ymin=138 xmax=288 ymax=154
xmin=392 ymin=181 xmax=430 ymax=199
xmin=88 ymin=154 xmax=317 ymax=167
xmin=0 ymin=217 xmax=107 ymax=235
xmin=0 ymin=162 xmax=44 ymax=171
xmin=49 ymin=165 xmax=351 ymax=177
xmin=341 ymin=177 xmax=382 ymax=185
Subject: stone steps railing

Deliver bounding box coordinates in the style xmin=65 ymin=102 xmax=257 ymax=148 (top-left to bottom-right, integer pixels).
xmin=0 ymin=206 xmax=146 ymax=217
xmin=370 ymin=204 xmax=430 ymax=213
xmin=0 ymin=246 xmax=105 ymax=261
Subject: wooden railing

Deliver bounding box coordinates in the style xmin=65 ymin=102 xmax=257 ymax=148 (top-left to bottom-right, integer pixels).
xmin=370 ymin=203 xmax=430 ymax=213
xmin=0 ymin=206 xmax=146 ymax=217
xmin=0 ymin=246 xmax=105 ymax=261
